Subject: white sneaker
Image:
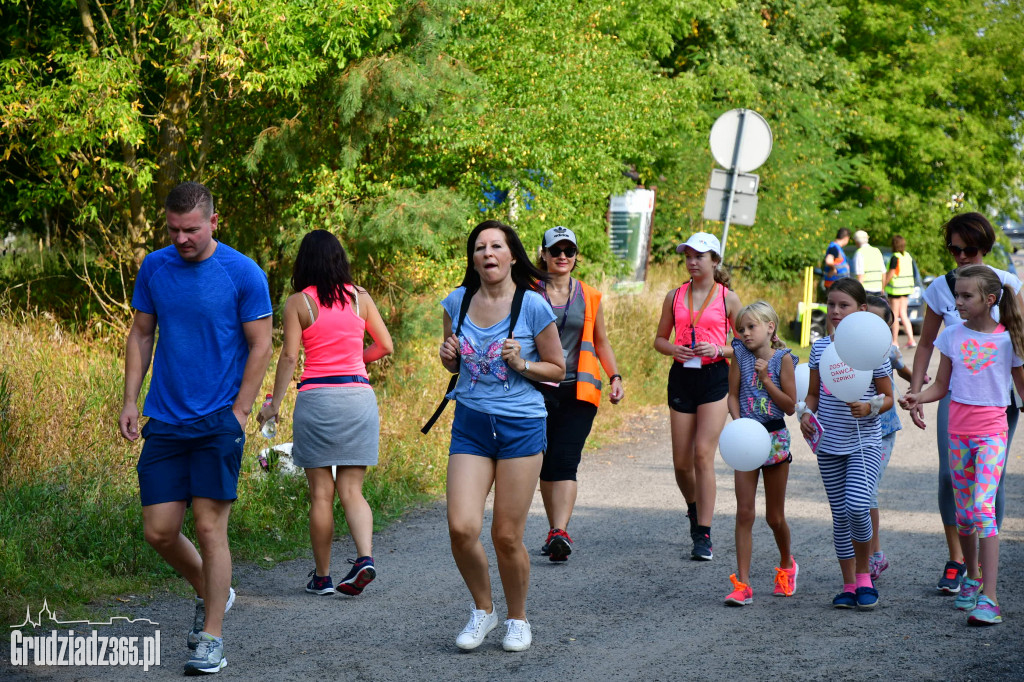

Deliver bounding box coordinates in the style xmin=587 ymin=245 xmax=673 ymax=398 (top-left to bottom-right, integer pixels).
xmin=502 ymin=618 xmax=532 ymax=652
xmin=455 ymin=605 xmax=498 ymax=650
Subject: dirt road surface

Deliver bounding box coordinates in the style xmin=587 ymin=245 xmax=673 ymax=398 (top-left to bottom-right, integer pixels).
xmin=5 ymin=348 xmax=1024 ymax=681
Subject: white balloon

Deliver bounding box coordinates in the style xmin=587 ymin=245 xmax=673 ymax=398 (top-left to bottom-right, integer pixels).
xmin=834 ymin=311 xmax=891 ymax=371
xmin=719 ymin=418 xmax=772 ymax=472
xmin=794 ymin=363 xmax=811 ymax=402
xmin=820 ymin=343 xmax=873 ymax=403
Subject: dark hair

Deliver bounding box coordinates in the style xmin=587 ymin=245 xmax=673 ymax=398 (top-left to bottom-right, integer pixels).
xmin=828 ymin=277 xmax=867 ymax=306
xmin=291 ymin=230 xmax=355 ymax=308
xmin=891 ymin=235 xmax=906 ymax=253
xmin=460 ymin=220 xmax=548 ymax=292
xmin=165 ymin=181 xmax=214 ymax=218
xmin=866 ymin=294 xmax=894 ymax=326
xmin=943 ymin=212 xmax=995 ymax=254
xmin=957 ymin=265 xmax=1024 ymax=358
xmin=836 ymin=228 xmax=851 ymax=240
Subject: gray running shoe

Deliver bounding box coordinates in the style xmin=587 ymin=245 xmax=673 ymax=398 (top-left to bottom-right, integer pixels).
xmin=184 ymin=633 xmax=226 ymax=675
xmin=187 ymin=587 xmax=236 ymax=649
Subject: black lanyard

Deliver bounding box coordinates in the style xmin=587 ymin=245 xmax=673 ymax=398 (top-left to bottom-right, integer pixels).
xmin=543 ymin=279 xmax=574 ymax=334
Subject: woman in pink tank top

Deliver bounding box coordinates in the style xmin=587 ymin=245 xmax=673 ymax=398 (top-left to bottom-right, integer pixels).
xmin=259 ymin=230 xmax=393 ymax=597
xmin=654 ymin=232 xmax=741 ymax=561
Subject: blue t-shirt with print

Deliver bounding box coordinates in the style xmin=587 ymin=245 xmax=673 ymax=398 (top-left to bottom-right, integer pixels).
xmin=132 ymin=243 xmax=272 ymax=425
xmin=441 ymin=286 xmax=556 ymax=419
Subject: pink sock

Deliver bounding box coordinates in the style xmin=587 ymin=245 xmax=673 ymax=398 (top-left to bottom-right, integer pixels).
xmin=843 ymin=583 xmax=856 ymax=594
xmin=856 ymin=573 xmax=873 ymax=589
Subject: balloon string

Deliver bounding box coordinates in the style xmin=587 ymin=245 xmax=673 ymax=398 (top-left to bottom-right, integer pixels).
xmin=890 ymin=369 xmax=903 ymax=400
xmin=854 ymin=418 xmax=870 ymax=502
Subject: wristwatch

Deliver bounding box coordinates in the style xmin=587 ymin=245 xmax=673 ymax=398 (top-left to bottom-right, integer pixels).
xmin=522 ymin=360 xmax=530 ymax=374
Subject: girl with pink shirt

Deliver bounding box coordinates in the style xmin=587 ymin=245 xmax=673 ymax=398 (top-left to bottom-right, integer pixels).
xmin=901 ymin=265 xmax=1024 ymax=625
xmin=260 ymin=230 xmax=393 ymax=597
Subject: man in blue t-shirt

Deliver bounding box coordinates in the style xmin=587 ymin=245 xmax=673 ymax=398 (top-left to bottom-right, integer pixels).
xmin=118 ymin=181 xmax=272 ymax=674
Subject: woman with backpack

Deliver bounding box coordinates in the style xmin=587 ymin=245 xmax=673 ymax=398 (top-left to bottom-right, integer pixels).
xmin=437 ymin=220 xmax=565 ymax=652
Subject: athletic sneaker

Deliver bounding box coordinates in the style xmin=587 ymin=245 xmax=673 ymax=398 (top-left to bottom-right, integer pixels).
xmin=869 ymin=552 xmax=889 ymax=581
xmin=967 ymin=596 xmax=1003 ymax=626
xmin=455 ymin=605 xmax=498 ymax=650
xmin=305 ymin=569 xmax=336 ymax=595
xmin=773 ymin=558 xmax=799 ymax=597
xmin=832 ymin=591 xmax=857 ymax=609
xmin=337 ymin=557 xmax=376 ymax=596
xmin=691 ymin=533 xmax=713 ymax=561
xmin=548 ymin=529 xmax=573 ymax=562
xmin=855 ymin=585 xmax=879 ymax=610
xmin=184 ymin=632 xmax=226 ymax=675
xmin=724 ymin=574 xmax=753 ymax=606
xmin=937 ymin=560 xmax=966 ymax=594
xmin=502 ymin=618 xmax=532 ymax=652
xmin=955 ymin=577 xmax=982 ymax=611
xmin=540 ymin=529 xmax=555 ymax=556
xmin=187 ymin=587 xmax=236 ymax=650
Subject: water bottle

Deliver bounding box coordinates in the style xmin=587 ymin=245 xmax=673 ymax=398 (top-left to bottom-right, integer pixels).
xmin=260 ymin=394 xmax=277 ymax=439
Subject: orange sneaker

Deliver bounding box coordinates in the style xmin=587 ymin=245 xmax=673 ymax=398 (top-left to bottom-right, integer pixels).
xmin=773 ymin=557 xmax=799 ymax=597
xmin=725 ymin=574 xmax=753 ymax=606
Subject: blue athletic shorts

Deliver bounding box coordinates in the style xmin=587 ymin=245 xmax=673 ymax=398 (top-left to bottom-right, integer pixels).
xmin=137 ymin=407 xmax=245 ymax=506
xmin=449 ymin=403 xmax=546 ymax=459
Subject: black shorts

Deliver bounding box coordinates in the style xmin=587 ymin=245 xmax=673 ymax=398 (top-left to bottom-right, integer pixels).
xmin=538 ymin=383 xmax=597 ymax=482
xmin=667 ymin=360 xmax=729 ymax=414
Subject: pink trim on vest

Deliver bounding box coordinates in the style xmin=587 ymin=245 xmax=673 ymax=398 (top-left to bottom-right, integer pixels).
xmin=299 ymin=285 xmax=369 ymax=390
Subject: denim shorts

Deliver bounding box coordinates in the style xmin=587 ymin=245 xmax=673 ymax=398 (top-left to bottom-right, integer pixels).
xmin=449 ymin=403 xmax=546 ymax=459
xmin=137 ymin=407 xmax=245 ymax=506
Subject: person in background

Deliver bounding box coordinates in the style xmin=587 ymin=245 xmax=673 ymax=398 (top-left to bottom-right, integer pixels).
xmin=534 ymin=225 xmax=624 ymax=563
xmin=654 ymin=232 xmax=742 ymax=561
xmin=258 ymin=230 xmax=393 ymax=598
xmin=822 ymin=228 xmax=851 ymax=292
xmin=119 ymin=181 xmax=273 ymax=675
xmin=851 ymin=230 xmax=886 ymax=297
xmin=884 ymin=235 xmax=917 ymax=348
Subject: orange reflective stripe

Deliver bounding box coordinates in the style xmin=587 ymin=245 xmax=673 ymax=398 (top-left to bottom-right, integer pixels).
xmin=576 ymin=282 xmax=603 ymax=407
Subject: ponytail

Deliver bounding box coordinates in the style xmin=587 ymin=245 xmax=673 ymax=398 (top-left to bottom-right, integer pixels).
xmin=710 ymin=253 xmax=731 ymax=288
xmin=998 ymin=284 xmax=1024 ymax=359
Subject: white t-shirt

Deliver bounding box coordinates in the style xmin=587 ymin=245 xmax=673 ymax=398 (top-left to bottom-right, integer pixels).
xmin=922 ymin=266 xmax=1022 ymax=326
xmin=935 ymin=324 xmax=1022 ymax=407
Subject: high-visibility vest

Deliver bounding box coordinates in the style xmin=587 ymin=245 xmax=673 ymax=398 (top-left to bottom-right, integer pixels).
xmin=576 ymin=281 xmax=604 ymax=407
xmin=885 ymin=251 xmax=915 ymax=297
xmin=822 ymin=240 xmax=849 ymax=288
xmin=855 ymin=244 xmax=885 ymax=292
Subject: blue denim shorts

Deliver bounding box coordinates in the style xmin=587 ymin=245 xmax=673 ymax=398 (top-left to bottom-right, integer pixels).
xmin=449 ymin=403 xmax=546 ymax=459
xmin=137 ymin=407 xmax=245 ymax=506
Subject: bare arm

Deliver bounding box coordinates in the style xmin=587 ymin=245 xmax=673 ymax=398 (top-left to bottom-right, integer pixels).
xmin=762 ymin=355 xmax=797 ymax=416
xmin=503 ymin=322 xmax=565 ymax=383
xmin=258 ymin=295 xmax=302 ymax=427
xmin=232 ymin=315 xmax=274 ymax=430
xmin=901 ymin=355 xmax=951 ymax=412
xmin=727 ymin=356 xmax=741 ymax=420
xmin=799 ymin=367 xmax=821 ymax=439
xmin=654 ymin=290 xmax=694 ymax=362
xmin=119 ymin=311 xmax=156 ymax=441
xmin=358 ymin=288 xmax=394 ymax=364
xmin=593 ymin=302 xmax=623 ymax=404
xmin=439 ymin=311 xmax=460 ymax=374
xmin=910 ymin=307 xmax=942 ymax=428
xmin=850 ymin=374 xmax=894 ymax=418
xmin=883 ymin=267 xmax=896 ymax=288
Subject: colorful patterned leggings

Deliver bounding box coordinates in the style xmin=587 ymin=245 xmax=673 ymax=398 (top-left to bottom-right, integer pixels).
xmin=948 ymin=432 xmax=1008 ymax=539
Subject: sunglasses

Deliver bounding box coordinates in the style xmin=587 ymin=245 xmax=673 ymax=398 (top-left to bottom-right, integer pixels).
xmin=947 ymin=244 xmax=980 ymax=258
xmin=548 ymin=245 xmax=577 ymax=258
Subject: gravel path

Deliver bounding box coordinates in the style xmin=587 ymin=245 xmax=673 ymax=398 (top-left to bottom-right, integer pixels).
xmin=6 ymin=348 xmax=1024 ymax=681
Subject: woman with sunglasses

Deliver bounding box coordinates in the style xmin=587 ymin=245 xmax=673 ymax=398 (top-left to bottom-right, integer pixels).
xmin=910 ymin=212 xmax=1024 ymax=594
xmin=533 ymin=226 xmax=624 ymax=563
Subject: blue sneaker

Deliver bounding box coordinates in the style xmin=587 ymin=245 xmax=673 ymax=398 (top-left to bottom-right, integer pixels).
xmin=967 ymin=595 xmax=1003 ymax=626
xmin=855 ymin=586 xmax=879 ymax=610
xmin=955 ymin=577 xmax=982 ymax=611
xmin=832 ymin=591 xmax=857 ymax=609
xmin=184 ymin=633 xmax=226 ymax=675
xmin=337 ymin=557 xmax=376 ymax=596
xmin=937 ymin=560 xmax=966 ymax=594
xmin=305 ymin=569 xmax=336 ymax=595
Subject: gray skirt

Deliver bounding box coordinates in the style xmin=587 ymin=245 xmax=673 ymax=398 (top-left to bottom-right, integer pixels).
xmin=291 ymin=386 xmax=380 ymax=468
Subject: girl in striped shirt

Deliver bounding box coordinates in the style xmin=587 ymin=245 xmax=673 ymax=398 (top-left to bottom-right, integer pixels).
xmin=799 ymin=278 xmax=894 ymax=610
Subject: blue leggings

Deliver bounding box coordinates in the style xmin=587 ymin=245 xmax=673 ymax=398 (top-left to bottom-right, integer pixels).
xmin=936 ymin=393 xmax=1018 ymax=527
xmin=818 ymin=447 xmax=883 ymax=561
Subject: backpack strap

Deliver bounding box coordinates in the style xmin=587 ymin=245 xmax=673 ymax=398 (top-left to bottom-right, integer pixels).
xmin=945 ymin=269 xmax=957 ymax=297
xmin=423 ymin=286 xmax=526 ymax=435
